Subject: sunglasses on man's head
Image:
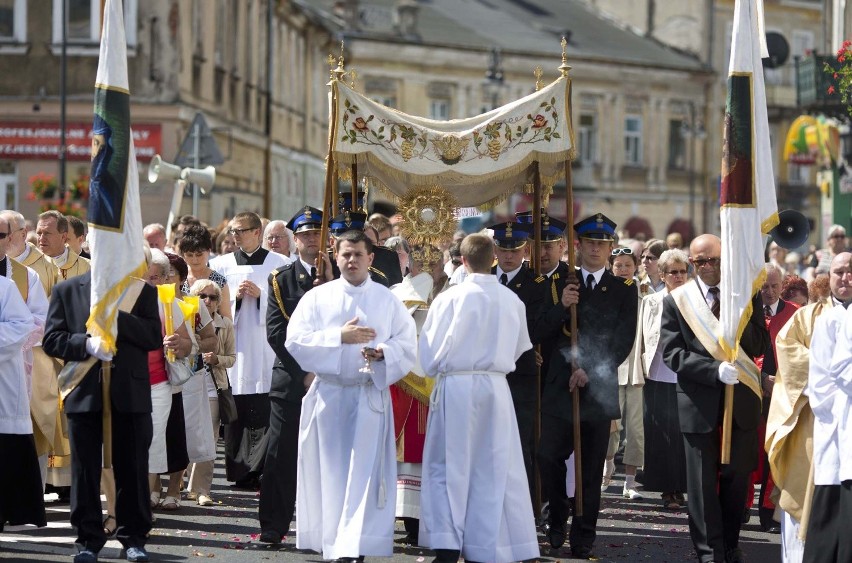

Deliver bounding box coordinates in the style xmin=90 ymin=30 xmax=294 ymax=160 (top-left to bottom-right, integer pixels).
xmin=611 ymin=247 xmax=633 ymax=256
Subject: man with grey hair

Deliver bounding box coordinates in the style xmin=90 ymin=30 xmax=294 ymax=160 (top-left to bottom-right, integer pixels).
xmin=750 ymin=262 xmax=800 ymax=533
xmin=262 ymin=220 xmax=294 ymax=260
xmin=815 ymin=224 xmax=848 ymax=275
xmin=142 ymin=223 xmax=167 ymax=251
xmin=1 ymin=210 xmax=58 ymax=296
xmin=37 ymin=210 xmax=89 ymax=282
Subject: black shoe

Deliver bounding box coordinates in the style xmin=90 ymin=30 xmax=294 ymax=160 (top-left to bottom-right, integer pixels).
xmin=259 ymin=530 xmax=282 ymax=544
xmin=433 ymin=549 xmax=460 ymax=563
xmin=741 ymin=508 xmax=751 ymax=524
xmin=232 ymin=478 xmax=260 ymax=491
xmin=74 ymin=551 xmax=98 ymax=563
xmin=548 ymin=520 xmax=566 ymax=549
xmin=571 ymin=545 xmax=594 ymax=559
xmin=761 ymin=523 xmax=780 ymax=534
xmin=725 ymin=547 xmax=746 ymax=563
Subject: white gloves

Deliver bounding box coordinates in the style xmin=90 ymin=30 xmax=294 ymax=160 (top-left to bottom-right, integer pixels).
xmin=717 ymin=361 xmax=739 ymax=385
xmin=86 ymin=336 xmax=114 ymax=362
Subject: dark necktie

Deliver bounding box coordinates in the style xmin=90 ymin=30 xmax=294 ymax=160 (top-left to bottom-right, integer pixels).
xmin=586 ymin=273 xmax=595 ymax=291
xmin=0 ymin=257 xmax=6 ymax=277
xmin=764 ymin=305 xmax=772 ymax=318
xmin=708 ymin=286 xmax=720 ymax=319
xmin=310 ymin=266 xmax=316 ymax=281
xmin=500 ymin=273 xmax=508 ymax=286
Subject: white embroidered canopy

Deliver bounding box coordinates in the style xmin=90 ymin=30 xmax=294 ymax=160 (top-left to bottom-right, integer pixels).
xmin=330 ymin=76 xmax=575 ymax=208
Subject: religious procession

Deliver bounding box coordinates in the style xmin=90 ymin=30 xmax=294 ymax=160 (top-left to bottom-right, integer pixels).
xmin=2 ymin=1 xmax=852 ymax=563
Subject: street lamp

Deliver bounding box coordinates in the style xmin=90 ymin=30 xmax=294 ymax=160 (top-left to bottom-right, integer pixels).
xmin=483 ymin=47 xmax=505 ymax=111
xmin=680 ymin=102 xmax=706 ymax=238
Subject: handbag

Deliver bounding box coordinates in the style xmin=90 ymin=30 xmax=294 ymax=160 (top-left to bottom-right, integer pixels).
xmin=208 ymin=365 xmax=238 ymax=424
xmin=166 ymin=356 xmax=194 ymax=386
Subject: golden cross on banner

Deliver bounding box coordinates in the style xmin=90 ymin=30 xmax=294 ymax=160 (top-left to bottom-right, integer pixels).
xmin=559 ymin=37 xmax=572 ymax=77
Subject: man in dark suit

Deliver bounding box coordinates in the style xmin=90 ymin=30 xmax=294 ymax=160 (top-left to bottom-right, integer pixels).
xmin=326 ymin=209 xmax=400 ymax=287
xmin=659 ymin=234 xmax=769 ymax=563
xmin=489 ymin=220 xmax=546 ymax=508
xmin=535 ymin=213 xmax=639 ymax=560
xmin=258 ymin=207 xmax=325 ymax=544
xmin=42 ymin=271 xmax=162 ymax=563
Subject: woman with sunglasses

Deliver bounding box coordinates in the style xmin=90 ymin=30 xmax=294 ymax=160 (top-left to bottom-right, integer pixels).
xmin=601 ymin=247 xmax=646 ymax=499
xmin=631 ymin=248 xmax=691 ymax=510
xmin=186 ymin=279 xmax=235 ymax=507
xmin=638 ymin=239 xmax=667 ymax=297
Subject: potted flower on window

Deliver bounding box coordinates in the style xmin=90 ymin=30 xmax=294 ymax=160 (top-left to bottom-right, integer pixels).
xmin=28 ymin=172 xmax=58 ymax=201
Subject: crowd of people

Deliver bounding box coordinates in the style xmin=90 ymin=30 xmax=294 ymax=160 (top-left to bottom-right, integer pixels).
xmin=0 ymin=200 xmax=851 ymax=563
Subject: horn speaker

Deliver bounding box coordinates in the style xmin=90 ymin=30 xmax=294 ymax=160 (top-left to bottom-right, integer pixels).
xmin=770 ymin=209 xmax=810 ymax=249
xmin=147 ymin=154 xmax=182 ymax=183
xmin=180 ymin=166 xmax=216 ymax=194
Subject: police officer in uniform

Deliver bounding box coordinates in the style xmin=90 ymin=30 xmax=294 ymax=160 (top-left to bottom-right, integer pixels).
xmin=534 ymin=213 xmax=639 ymax=560
xmin=258 ymin=206 xmax=325 ymax=544
xmin=489 ymin=220 xmax=546 ymax=508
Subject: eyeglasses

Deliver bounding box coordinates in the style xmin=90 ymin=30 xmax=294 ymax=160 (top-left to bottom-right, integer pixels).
xmin=229 ymin=227 xmax=256 ymax=236
xmin=611 ymin=247 xmax=633 ymax=256
xmin=830 ymin=233 xmax=846 ymax=239
xmin=666 ymin=269 xmax=688 ymax=276
xmin=691 ymin=257 xmax=720 ymax=267
xmin=198 ymin=293 xmax=219 ymax=301
xmin=266 ymin=234 xmax=286 ymax=241
xmin=147 ymin=273 xmax=164 ymax=282
xmin=451 ymin=259 xmax=462 ymax=266
xmin=641 ymin=254 xmax=658 ymax=261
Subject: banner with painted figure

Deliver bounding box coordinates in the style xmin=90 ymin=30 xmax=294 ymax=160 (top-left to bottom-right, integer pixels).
xmin=332 ymin=77 xmax=575 ymax=208
xmin=719 ymin=0 xmax=778 ymax=399
xmin=86 ymin=0 xmax=147 ymax=353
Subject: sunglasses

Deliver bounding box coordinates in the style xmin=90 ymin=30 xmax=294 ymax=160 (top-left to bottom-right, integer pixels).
xmin=691 ymin=257 xmax=720 ymax=267
xmin=666 ymin=269 xmax=688 ymax=276
xmin=830 ymin=233 xmax=846 ymax=239
xmin=611 ymin=247 xmax=633 ymax=256
xmin=198 ymin=293 xmax=219 ymax=301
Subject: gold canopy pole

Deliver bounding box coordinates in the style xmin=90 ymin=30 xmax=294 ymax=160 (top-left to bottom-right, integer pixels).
xmin=320 ymin=45 xmax=346 ymax=278
xmin=560 ymin=37 xmax=583 ymax=517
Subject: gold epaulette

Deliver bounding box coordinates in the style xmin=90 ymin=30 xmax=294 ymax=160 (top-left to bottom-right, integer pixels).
xmin=535 ymin=275 xmax=546 ymax=283
xmin=270 ymin=269 xmax=289 ymax=320
xmin=552 ymin=272 xmax=561 ymax=280
xmin=624 ymin=278 xmax=634 ymax=286
xmin=369 ymin=266 xmax=388 ymax=281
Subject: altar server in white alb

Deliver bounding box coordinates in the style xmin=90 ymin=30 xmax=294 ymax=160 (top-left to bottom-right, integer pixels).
xmin=285 ymin=230 xmax=416 ymax=561
xmin=211 ymin=211 xmax=289 ymax=488
xmin=804 ymin=300 xmax=852 ymax=562
xmin=418 ymin=233 xmax=539 ymax=563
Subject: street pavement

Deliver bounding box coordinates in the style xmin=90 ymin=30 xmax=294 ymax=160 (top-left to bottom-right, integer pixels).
xmin=1 ymin=447 xmax=781 ymax=562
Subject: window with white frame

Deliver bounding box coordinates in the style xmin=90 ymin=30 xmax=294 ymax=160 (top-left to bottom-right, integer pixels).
xmin=429 ymin=99 xmax=450 ymax=120
xmin=577 ymin=113 xmax=597 ymax=165
xmin=52 ymin=0 xmax=137 ymax=49
xmin=624 ymin=115 xmax=643 ymax=166
xmin=0 ymin=0 xmax=25 ymax=43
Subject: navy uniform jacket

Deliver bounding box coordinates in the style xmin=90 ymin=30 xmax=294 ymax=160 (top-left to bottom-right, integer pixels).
xmin=42 ymin=272 xmax=162 ymax=414
xmin=534 ymin=268 xmax=639 ymax=422
xmin=659 ymin=291 xmax=768 ymax=435
xmin=493 ymin=264 xmax=547 ymax=401
xmin=328 ymin=245 xmax=401 ymax=287
xmin=267 ymin=260 xmax=314 ymax=403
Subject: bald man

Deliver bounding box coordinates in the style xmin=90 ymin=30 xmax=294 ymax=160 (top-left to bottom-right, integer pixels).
xmin=659 ymin=234 xmax=769 ymax=563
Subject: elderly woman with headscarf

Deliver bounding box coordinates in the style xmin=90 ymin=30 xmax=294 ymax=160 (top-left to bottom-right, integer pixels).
xmin=631 ymin=248 xmax=691 ymax=509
